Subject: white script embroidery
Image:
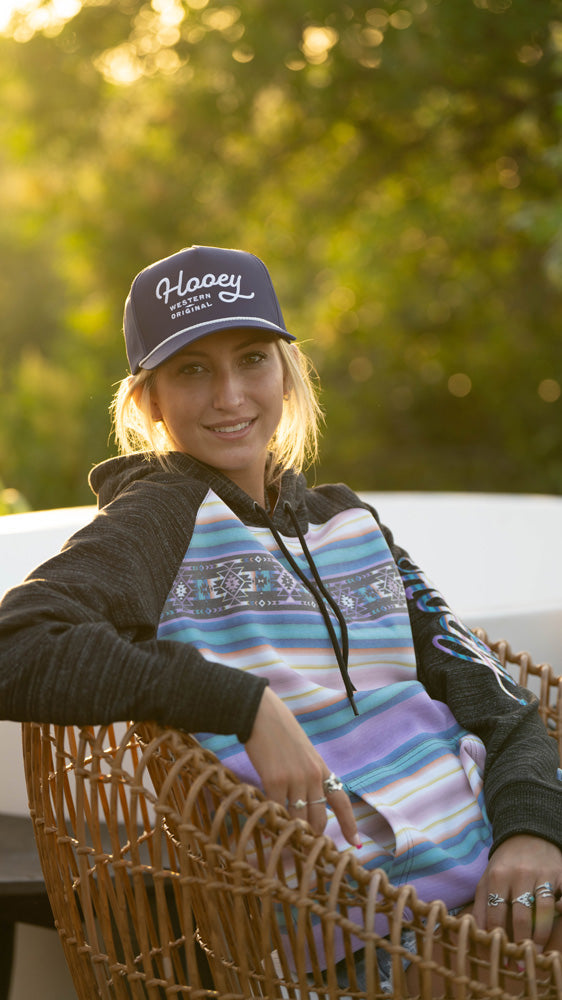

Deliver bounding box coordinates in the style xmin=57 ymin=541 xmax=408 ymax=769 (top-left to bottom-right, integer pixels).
xmin=156 ymin=270 xmax=255 ymax=305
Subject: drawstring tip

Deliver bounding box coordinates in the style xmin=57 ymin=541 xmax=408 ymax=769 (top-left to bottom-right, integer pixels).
xmin=349 ymin=694 xmax=359 ymax=716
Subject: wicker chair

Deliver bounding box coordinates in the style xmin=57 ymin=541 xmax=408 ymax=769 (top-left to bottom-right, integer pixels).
xmin=22 ymin=632 xmax=562 ymax=999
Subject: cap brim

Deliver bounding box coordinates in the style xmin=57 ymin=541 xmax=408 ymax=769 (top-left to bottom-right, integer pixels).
xmin=138 ymin=316 xmax=295 ymax=370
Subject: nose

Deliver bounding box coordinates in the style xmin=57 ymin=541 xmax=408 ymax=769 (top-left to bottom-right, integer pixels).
xmin=212 ymin=369 xmax=244 ymax=410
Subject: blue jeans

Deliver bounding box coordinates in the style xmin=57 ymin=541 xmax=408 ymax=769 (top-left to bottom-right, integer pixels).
xmin=334 ymin=929 xmax=418 ymax=994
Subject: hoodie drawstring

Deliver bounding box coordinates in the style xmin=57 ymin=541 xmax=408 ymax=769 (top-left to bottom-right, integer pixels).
xmin=254 ymin=501 xmax=358 ymax=715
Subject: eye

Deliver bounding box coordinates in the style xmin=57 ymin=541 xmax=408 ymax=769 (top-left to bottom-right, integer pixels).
xmin=242 ymin=350 xmax=268 ymax=366
xmin=179 ymin=362 xmax=207 ymax=376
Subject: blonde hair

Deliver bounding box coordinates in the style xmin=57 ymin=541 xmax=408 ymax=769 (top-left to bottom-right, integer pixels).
xmin=110 ymin=340 xmax=323 ymax=485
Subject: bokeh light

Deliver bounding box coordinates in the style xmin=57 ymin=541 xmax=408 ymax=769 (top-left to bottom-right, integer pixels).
xmin=448 ymin=373 xmax=473 ymax=398
xmin=538 ymin=379 xmax=561 ymax=403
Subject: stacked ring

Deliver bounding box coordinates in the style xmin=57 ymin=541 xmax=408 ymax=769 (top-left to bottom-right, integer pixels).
xmin=323 ymin=772 xmax=344 ymax=795
xmin=309 ymin=797 xmax=327 ymax=805
xmin=291 ymin=799 xmax=307 ymax=810
xmin=536 ymin=882 xmax=556 ymax=899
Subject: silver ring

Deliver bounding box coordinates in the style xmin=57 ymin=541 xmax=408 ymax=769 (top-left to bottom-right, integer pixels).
xmin=512 ymin=892 xmax=535 ymax=908
xmin=487 ymin=892 xmax=507 ymax=907
xmin=309 ymin=797 xmax=327 ymax=805
xmin=536 ymin=882 xmax=556 ymax=899
xmin=291 ymin=798 xmax=307 ymax=810
xmin=323 ymin=772 xmax=344 ymax=795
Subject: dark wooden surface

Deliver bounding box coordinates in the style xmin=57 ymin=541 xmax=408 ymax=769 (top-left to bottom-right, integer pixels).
xmin=0 ymin=812 xmax=54 ymax=999
xmin=0 ymin=812 xmax=213 ymax=997
xmin=0 ymin=813 xmax=51 ymax=904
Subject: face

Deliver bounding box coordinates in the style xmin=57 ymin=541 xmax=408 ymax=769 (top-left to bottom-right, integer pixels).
xmin=149 ymin=328 xmax=288 ymax=504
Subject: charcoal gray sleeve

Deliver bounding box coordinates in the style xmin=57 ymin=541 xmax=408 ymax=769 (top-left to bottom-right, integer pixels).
xmin=0 ymin=477 xmax=267 ymax=741
xmin=380 ymin=519 xmax=562 ymax=853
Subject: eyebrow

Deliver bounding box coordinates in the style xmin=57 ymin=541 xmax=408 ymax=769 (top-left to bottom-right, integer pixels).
xmin=175 ymin=333 xmax=273 ymax=359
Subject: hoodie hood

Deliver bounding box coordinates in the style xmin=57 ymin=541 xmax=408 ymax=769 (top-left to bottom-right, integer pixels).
xmin=88 ymin=452 xmax=310 ymax=531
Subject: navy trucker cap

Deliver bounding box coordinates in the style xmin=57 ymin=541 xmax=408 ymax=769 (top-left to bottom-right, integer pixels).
xmin=123 ymin=245 xmax=295 ymax=373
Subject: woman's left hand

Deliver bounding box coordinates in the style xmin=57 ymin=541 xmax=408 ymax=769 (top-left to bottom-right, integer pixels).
xmin=472 ymin=835 xmax=562 ymax=951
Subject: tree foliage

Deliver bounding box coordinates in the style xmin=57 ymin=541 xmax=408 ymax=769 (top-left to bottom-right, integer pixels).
xmin=1 ymin=0 xmax=561 ymax=508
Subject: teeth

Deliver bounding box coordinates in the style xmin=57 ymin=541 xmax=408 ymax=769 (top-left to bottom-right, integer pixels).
xmin=212 ymin=420 xmax=251 ymax=434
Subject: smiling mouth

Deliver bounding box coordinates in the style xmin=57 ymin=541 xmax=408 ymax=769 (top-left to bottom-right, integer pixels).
xmin=207 ymin=419 xmax=255 ymax=435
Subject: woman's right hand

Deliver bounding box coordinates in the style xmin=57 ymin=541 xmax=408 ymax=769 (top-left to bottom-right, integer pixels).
xmin=244 ymin=686 xmax=360 ymax=848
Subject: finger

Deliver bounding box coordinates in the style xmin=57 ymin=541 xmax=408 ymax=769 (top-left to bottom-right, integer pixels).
xmin=287 ymin=793 xmax=309 ymax=821
xmin=471 ymin=893 xmax=486 ymax=930
xmin=482 ymin=888 xmax=510 ymax=933
xmin=533 ymin=899 xmax=555 ymax=951
xmin=327 ymin=788 xmax=360 ymax=847
xmin=264 ymin=775 xmax=292 ymax=808
xmin=533 ymin=883 xmax=558 ymax=950
xmin=306 ymin=798 xmax=328 ymax=836
xmin=510 ymin=889 xmax=535 ymax=943
xmin=472 ymin=878 xmax=494 ymax=930
xmin=286 ymin=795 xmax=328 ymax=837
xmin=287 ymin=791 xmax=327 ymax=833
xmin=322 ymin=771 xmax=360 ymax=847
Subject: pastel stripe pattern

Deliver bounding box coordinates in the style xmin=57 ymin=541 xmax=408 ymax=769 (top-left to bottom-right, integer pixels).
xmin=158 ymin=490 xmax=492 ymax=915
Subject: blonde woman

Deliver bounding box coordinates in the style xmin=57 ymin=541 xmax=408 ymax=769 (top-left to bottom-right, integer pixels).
xmin=0 ymin=246 xmax=560 ymax=991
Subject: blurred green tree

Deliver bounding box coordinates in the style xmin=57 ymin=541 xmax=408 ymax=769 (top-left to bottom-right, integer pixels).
xmin=0 ymin=479 xmax=30 ymax=515
xmin=0 ymin=0 xmax=561 ymax=508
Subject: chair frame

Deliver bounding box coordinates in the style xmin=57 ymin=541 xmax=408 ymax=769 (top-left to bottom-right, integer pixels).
xmin=22 ymin=632 xmax=562 ymax=999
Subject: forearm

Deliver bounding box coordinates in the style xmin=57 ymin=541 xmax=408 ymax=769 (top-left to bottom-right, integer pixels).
xmin=0 ymin=589 xmax=267 ymax=740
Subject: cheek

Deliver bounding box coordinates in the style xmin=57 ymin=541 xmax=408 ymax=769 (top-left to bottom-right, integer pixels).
xmin=152 ymin=388 xmax=202 ymax=442
xmin=265 ymin=372 xmax=286 ymax=413
xmin=271 ymin=381 xmax=286 ymax=427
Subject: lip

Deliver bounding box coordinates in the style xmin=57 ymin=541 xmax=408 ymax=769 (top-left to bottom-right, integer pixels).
xmin=205 ymin=417 xmax=256 ymax=438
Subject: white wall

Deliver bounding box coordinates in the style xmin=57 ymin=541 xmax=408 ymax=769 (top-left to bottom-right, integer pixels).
xmin=363 ymin=491 xmax=562 ymax=670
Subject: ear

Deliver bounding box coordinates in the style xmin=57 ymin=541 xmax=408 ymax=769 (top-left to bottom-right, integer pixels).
xmin=135 ymin=382 xmax=163 ymax=422
xmin=150 ymin=394 xmax=164 ymax=422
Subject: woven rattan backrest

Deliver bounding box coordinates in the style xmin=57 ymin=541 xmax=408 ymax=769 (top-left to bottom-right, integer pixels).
xmin=22 ymin=634 xmax=562 ymax=999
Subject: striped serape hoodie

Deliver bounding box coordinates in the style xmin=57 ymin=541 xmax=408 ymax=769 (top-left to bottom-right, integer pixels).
xmin=0 ymin=452 xmax=560 ymax=914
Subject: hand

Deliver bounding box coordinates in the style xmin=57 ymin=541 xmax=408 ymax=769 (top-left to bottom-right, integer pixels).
xmin=472 ymin=835 xmax=562 ymax=951
xmin=245 ymin=686 xmax=360 ymax=848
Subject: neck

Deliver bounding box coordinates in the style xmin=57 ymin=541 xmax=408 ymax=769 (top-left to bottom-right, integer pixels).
xmin=264 ymin=484 xmax=278 ymax=514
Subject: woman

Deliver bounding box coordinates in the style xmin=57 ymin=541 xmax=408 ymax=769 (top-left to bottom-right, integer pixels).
xmin=0 ymin=245 xmax=561 ymax=980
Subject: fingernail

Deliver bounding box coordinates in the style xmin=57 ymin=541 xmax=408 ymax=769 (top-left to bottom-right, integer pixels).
xmin=353 ymin=836 xmax=362 ymax=849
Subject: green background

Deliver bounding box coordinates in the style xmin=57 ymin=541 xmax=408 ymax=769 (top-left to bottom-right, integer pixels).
xmin=1 ymin=0 xmax=561 ymax=512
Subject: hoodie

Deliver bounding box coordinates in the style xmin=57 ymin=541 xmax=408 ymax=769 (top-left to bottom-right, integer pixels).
xmin=0 ymin=452 xmax=560 ymax=907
